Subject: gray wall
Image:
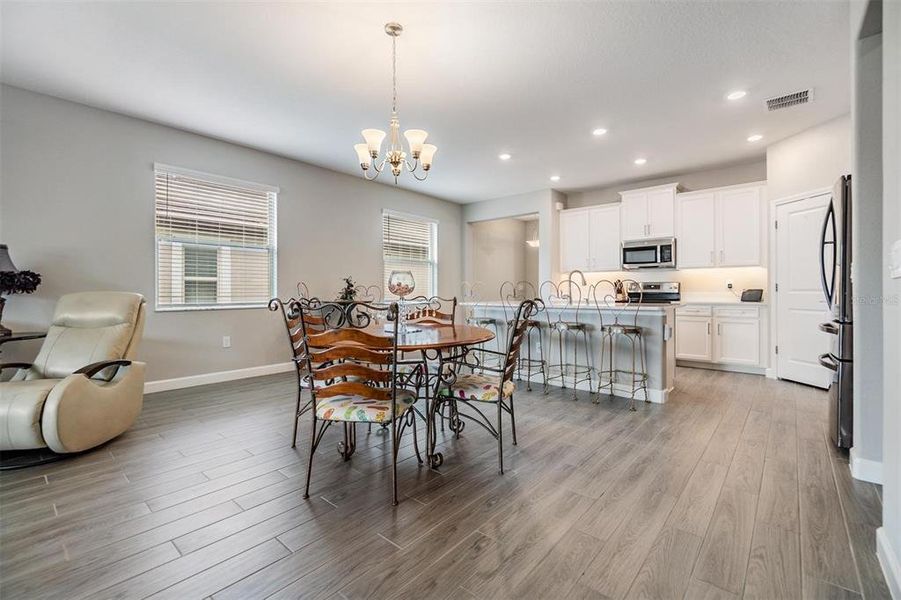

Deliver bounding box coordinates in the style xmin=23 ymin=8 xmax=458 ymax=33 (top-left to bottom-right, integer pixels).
xmin=851 ymin=29 xmax=884 ymax=478
xmin=766 ymin=114 xmax=851 ymax=201
xmin=879 ymin=0 xmax=901 ymax=590
xmin=564 ymin=159 xmax=767 ymax=209
xmin=0 ymin=85 xmax=464 ymax=382
xmin=469 ymin=218 xmax=529 ymax=301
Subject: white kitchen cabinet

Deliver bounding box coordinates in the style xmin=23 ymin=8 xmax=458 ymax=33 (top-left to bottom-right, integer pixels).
xmin=676 ymin=192 xmax=717 ymax=268
xmin=559 ymin=203 xmax=621 ymax=272
xmin=560 ymin=209 xmax=591 ymax=272
xmin=619 ymin=183 xmax=680 ymax=241
xmin=675 ymin=304 xmax=765 ymax=370
xmin=715 ymin=317 xmax=760 ymax=365
xmin=717 ymin=186 xmax=763 ymax=267
xmin=675 ymin=315 xmax=713 ymax=361
xmin=676 ymin=182 xmax=766 ymax=269
xmin=588 ymin=204 xmax=621 ymax=270
xmin=647 ymin=188 xmax=676 ymax=238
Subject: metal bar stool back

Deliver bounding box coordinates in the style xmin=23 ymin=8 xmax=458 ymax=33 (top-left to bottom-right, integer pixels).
xmin=539 ymin=271 xmax=594 ymax=398
xmin=591 ymin=279 xmax=649 ymax=410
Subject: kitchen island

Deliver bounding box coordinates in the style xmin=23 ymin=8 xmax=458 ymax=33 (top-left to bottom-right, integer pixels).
xmin=462 ymin=301 xmax=676 ymax=403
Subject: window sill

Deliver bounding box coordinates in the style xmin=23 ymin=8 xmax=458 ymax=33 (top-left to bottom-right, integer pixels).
xmin=155 ymin=303 xmax=269 ymax=313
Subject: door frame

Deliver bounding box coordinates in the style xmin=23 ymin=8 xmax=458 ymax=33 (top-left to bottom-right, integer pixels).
xmin=769 ymin=187 xmax=833 ymax=380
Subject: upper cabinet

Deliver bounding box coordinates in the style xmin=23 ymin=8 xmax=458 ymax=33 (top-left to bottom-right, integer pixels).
xmin=559 ymin=203 xmax=621 ymax=272
xmin=676 ymin=182 xmax=767 ymax=268
xmin=619 ymin=183 xmax=680 ymax=241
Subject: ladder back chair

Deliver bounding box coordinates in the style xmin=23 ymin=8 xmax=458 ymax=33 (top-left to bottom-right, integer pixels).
xmin=298 ymin=300 xmax=420 ymax=505
xmin=500 ymin=280 xmax=547 ymax=392
xmin=437 ymin=299 xmax=538 ymax=474
xmin=269 ymin=296 xmax=328 ymax=447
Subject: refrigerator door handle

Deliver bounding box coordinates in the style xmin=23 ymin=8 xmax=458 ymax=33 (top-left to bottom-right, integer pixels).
xmin=818 ymin=353 xmax=839 ymax=371
xmin=818 ymin=322 xmax=839 ymax=335
xmin=820 ymin=201 xmax=837 ymax=308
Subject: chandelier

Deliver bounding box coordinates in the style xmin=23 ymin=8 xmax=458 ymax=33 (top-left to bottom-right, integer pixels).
xmin=354 ymin=22 xmax=436 ymax=183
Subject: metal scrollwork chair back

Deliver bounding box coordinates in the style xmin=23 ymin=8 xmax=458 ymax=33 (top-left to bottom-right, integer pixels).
xmin=297 ymin=300 xmax=421 ymax=505
xmin=436 ymin=299 xmax=538 ymax=474
xmin=353 ymin=284 xmax=384 ymax=304
xmin=405 ymin=295 xmax=457 ymax=325
xmin=296 ymin=281 xmax=312 ymax=300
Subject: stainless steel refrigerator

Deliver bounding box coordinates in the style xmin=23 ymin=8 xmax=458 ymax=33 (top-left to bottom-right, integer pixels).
xmin=818 ymin=175 xmax=853 ymax=449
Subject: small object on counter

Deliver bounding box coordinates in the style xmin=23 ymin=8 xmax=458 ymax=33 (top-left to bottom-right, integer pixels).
xmin=614 ymin=280 xmax=627 ymax=302
xmin=741 ymin=289 xmax=763 ymax=302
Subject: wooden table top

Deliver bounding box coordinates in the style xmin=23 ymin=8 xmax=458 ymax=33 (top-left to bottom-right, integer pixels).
xmin=361 ymin=322 xmax=495 ymax=351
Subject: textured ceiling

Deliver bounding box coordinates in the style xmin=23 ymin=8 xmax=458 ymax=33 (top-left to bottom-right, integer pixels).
xmin=0 ymin=1 xmax=850 ymax=203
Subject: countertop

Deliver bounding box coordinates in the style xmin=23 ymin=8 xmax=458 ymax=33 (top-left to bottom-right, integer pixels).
xmin=462 ymin=301 xmax=673 ymax=315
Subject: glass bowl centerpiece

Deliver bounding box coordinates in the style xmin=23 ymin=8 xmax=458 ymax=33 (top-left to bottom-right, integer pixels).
xmin=387 ymin=270 xmax=415 ymax=334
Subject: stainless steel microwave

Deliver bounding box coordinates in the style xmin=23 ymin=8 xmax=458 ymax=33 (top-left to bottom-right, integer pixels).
xmin=621 ymin=238 xmax=676 ymax=270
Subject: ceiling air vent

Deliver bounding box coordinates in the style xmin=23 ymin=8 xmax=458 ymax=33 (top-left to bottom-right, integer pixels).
xmin=765 ymin=88 xmax=814 ymax=111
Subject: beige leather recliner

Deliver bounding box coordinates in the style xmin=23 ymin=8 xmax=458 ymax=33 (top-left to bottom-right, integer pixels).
xmin=0 ymin=292 xmax=146 ymax=453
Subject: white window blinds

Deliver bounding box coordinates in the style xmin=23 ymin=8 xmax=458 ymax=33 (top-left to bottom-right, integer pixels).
xmin=154 ymin=165 xmax=277 ymax=310
xmin=382 ymin=210 xmax=438 ymax=299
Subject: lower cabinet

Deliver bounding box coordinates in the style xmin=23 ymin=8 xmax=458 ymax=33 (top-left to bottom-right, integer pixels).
xmin=675 ymin=305 xmax=764 ymax=368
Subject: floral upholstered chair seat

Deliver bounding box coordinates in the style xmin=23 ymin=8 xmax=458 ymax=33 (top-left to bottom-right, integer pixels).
xmin=442 ymin=373 xmax=515 ymax=403
xmin=315 ymin=389 xmax=416 ymax=423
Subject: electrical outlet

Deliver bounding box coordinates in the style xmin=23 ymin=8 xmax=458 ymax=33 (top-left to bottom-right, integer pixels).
xmin=726 ymin=280 xmax=733 ymax=290
xmin=222 ymin=336 xmax=231 ymax=348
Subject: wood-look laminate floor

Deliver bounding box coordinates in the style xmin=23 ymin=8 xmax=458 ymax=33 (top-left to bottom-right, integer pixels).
xmin=0 ymin=367 xmax=890 ymax=600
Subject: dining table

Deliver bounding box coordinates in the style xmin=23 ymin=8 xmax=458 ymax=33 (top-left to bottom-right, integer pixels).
xmin=360 ymin=320 xmax=496 ymax=468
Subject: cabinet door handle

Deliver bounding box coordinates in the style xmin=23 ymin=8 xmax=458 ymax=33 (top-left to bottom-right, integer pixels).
xmin=707 ymin=322 xmax=711 ymax=334
xmin=709 ymin=250 xmax=714 ymax=265
xmin=717 ymin=323 xmax=722 ymax=335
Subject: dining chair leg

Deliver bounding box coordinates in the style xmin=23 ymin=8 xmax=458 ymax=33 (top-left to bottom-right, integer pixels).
xmin=303 ymin=417 xmax=318 ymax=499
xmin=629 ymin=334 xmax=637 ymax=411
xmin=291 ymin=384 xmax=302 ymax=448
xmin=540 ymin=326 xmax=549 ymax=394
xmin=557 ymin=328 xmax=566 ymax=390
xmin=410 ymin=408 xmax=423 ymax=465
xmin=391 ymin=416 xmax=399 ymax=506
xmin=524 ymin=326 xmax=533 ymax=391
xmin=570 ymin=331 xmax=578 ymax=400
xmin=582 ymin=329 xmax=594 ymax=394
xmin=497 ymin=400 xmax=504 ymax=475
xmin=509 ymin=395 xmax=517 ymax=446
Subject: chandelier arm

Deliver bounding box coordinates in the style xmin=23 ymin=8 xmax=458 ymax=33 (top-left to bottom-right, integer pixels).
xmin=411 ymin=170 xmax=430 ymax=182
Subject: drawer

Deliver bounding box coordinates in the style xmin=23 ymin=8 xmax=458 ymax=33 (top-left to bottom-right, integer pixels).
xmin=675 ymin=305 xmax=712 ymax=317
xmin=713 ymin=306 xmax=759 ymax=319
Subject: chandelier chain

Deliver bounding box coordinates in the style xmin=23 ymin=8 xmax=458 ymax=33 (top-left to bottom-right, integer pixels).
xmin=392 ymin=34 xmax=397 ymax=114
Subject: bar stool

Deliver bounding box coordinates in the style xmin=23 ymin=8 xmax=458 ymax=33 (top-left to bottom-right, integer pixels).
xmin=540 ymin=271 xmax=593 ymax=399
xmin=500 ymin=280 xmax=547 ymax=392
xmin=462 ymin=282 xmax=503 ymax=370
xmin=591 ymin=279 xmax=649 ymax=410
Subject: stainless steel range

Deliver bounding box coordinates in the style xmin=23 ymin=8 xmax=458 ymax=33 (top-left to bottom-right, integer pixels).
xmin=626 ymin=281 xmax=681 ymax=304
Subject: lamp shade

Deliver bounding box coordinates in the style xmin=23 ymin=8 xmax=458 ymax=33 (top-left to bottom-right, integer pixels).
xmin=419 ymin=144 xmax=437 ymax=167
xmin=361 ymin=129 xmax=386 ymax=155
xmin=403 ymin=129 xmax=428 ymax=155
xmin=354 ymin=144 xmax=372 ymax=167
xmin=0 ymin=245 xmax=17 ymax=272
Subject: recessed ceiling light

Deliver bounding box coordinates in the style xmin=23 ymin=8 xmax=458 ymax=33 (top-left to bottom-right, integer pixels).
xmin=747 ymin=134 xmax=763 ymax=143
xmin=592 ymin=128 xmax=608 ymax=136
xmin=634 ymin=158 xmax=647 ymax=166
xmin=549 ymin=175 xmax=561 ymax=182
xmin=498 ymin=153 xmax=512 ymax=161
xmin=726 ymin=90 xmax=747 ymax=101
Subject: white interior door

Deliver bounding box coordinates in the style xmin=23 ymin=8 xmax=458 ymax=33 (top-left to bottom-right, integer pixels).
xmin=775 ymin=194 xmax=833 ymax=388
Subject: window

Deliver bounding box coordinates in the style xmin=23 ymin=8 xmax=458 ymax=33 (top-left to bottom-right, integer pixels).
xmin=154 ymin=164 xmax=277 ymax=310
xmin=382 ymin=210 xmax=438 ymax=298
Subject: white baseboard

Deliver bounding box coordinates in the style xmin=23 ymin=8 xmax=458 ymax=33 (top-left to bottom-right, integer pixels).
xmin=676 ymin=359 xmax=767 ymax=376
xmin=518 ymin=371 xmax=670 ymax=403
xmin=765 ymin=367 xmax=778 ymax=379
xmin=849 ymin=448 xmax=884 ymax=484
xmin=877 ymin=527 xmax=901 ymax=599
xmin=144 ymin=362 xmax=294 ymax=394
